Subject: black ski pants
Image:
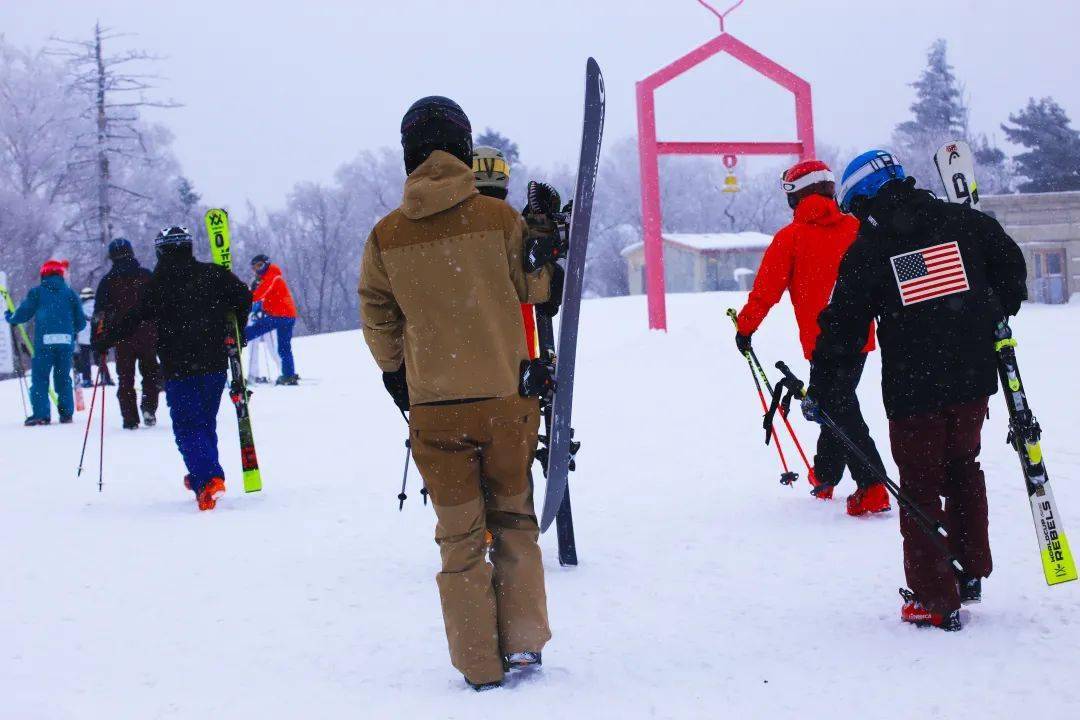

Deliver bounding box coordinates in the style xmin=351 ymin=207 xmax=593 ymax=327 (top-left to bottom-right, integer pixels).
xmin=814 ymin=353 xmax=887 ymax=489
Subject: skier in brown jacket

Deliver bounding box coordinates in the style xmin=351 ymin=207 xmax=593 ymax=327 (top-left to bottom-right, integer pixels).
xmin=359 ymin=97 xmax=555 ymax=691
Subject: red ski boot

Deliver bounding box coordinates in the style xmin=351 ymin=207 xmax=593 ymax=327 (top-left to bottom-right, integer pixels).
xmin=196 ymin=477 xmax=226 ymax=511
xmin=847 ymin=483 xmax=891 ymax=516
xmin=899 ymin=588 xmax=961 ymax=631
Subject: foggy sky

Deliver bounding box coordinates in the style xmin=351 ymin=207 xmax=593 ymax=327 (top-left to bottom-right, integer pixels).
xmin=2 ymin=0 xmax=1075 ymax=216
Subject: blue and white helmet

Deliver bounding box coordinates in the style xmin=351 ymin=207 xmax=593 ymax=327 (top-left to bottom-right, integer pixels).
xmin=837 ymin=150 xmax=907 ymax=213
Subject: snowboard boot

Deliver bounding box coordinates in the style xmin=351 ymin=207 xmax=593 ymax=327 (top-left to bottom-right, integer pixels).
xmin=123 ymin=421 xmax=139 ymax=430
xmin=196 ymin=477 xmax=226 ymax=511
xmin=142 ymin=410 xmax=156 ymax=427
xmin=465 ymin=676 xmax=503 ymax=692
xmin=846 ymin=483 xmax=891 ymax=516
xmin=505 ymin=652 xmax=542 ymax=670
xmin=24 ymin=416 xmax=50 ymax=426
xmin=275 ymin=374 xmax=300 ymax=386
xmin=809 ymin=470 xmax=835 ymax=500
xmin=59 ymin=415 xmax=73 ymax=424
xmin=958 ymin=575 xmax=982 ymax=605
xmin=899 ymin=588 xmax=961 ymax=631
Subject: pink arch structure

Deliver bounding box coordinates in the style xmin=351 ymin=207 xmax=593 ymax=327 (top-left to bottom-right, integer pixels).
xmin=636 ymin=31 xmax=817 ymax=330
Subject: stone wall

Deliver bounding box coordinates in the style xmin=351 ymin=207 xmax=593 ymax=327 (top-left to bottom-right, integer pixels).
xmin=981 ymin=191 xmax=1080 ymax=303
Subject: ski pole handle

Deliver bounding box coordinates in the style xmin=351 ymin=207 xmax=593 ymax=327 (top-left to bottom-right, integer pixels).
xmin=774 ymin=362 xmax=806 ymax=398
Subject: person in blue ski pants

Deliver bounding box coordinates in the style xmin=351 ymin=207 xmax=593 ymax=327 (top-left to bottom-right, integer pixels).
xmin=5 ymin=260 xmax=86 ymax=425
xmin=167 ymin=371 xmax=228 ymax=486
xmin=100 ymin=226 xmax=251 ymax=510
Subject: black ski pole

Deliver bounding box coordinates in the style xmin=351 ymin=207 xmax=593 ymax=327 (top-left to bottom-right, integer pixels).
xmin=397 ymin=438 xmax=411 ymax=511
xmin=11 ymin=334 xmax=28 ymax=418
xmin=77 ymin=367 xmax=101 ymax=477
xmin=774 ymin=361 xmax=965 ymax=574
xmin=396 ymin=411 xmax=427 ymax=509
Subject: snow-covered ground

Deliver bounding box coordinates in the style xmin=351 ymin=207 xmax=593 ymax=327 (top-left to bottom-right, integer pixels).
xmin=2 ymin=291 xmax=1078 ymax=719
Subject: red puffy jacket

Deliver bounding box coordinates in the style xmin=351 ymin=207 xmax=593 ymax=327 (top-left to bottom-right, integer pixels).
xmin=252 ymin=264 xmax=298 ymax=319
xmin=736 ymin=194 xmax=875 ymax=360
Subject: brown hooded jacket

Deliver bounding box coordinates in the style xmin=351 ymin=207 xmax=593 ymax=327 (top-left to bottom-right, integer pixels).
xmin=359 ymin=150 xmax=551 ymax=405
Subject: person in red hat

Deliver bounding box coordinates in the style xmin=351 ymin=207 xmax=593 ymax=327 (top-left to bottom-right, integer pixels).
xmin=4 ymin=260 xmax=86 ymax=425
xmin=734 ymin=159 xmax=890 ymax=516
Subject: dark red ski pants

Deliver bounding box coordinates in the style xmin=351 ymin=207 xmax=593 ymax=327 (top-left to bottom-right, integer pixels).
xmin=889 ymin=396 xmax=992 ymax=613
xmin=116 ymin=323 xmax=160 ymax=426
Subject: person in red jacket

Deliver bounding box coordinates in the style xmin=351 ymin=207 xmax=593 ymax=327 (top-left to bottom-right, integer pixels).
xmin=735 ymin=159 xmax=890 ymax=516
xmin=244 ymin=255 xmax=299 ymax=385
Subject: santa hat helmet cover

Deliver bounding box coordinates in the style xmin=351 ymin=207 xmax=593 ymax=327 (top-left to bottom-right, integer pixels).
xmin=780 ymin=159 xmax=835 ymax=194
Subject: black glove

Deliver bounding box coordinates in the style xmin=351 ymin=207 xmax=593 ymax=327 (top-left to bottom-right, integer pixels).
xmin=91 ymin=317 xmax=111 ymax=354
xmin=523 ymin=223 xmax=566 ymax=273
xmin=535 ymin=264 xmax=565 ymax=318
xmin=519 ymin=358 xmax=556 ymax=398
xmin=735 ymin=332 xmax=752 ymax=354
xmin=382 ymin=364 xmax=410 ymax=413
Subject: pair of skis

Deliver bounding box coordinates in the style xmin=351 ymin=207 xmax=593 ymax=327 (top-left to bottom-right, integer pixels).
xmin=0 ymin=276 xmax=59 ymax=409
xmin=204 ymin=208 xmax=263 ymax=494
xmin=530 ymin=58 xmax=606 ymax=567
xmin=934 ymin=141 xmax=1076 ymax=586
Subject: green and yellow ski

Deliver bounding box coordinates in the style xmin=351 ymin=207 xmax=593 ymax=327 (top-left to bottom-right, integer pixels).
xmin=1 ymin=279 xmax=58 ymax=407
xmin=205 ymin=208 xmax=262 ymax=493
xmin=995 ymin=323 xmax=1076 ymax=585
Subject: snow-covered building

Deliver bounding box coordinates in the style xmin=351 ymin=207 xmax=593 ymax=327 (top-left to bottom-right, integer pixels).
xmin=982 ymin=191 xmax=1080 ymax=304
xmin=621 ymin=232 xmax=773 ymax=295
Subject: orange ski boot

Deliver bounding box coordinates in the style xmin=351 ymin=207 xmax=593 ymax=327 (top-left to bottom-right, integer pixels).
xmin=196 ymin=477 xmax=226 ymax=511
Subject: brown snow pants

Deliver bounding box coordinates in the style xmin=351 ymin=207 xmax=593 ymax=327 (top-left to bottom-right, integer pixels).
xmin=410 ymin=395 xmax=551 ymax=685
xmin=890 ymin=396 xmax=992 ymax=613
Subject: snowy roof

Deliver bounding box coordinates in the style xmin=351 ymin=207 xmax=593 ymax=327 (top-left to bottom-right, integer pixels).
xmin=621 ymin=231 xmax=773 ymax=257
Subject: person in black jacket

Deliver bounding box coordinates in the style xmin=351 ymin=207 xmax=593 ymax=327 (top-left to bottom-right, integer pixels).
xmin=807 ymin=150 xmax=1027 ymax=631
xmin=100 ymin=226 xmax=252 ymax=510
xmin=94 ymin=238 xmax=161 ymax=429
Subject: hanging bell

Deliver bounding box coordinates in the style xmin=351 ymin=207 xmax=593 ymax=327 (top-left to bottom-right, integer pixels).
xmin=723 ymin=173 xmax=740 ymax=193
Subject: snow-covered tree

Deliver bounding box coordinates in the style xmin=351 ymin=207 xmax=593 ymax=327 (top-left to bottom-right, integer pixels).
xmin=475 ymin=128 xmax=520 ymax=166
xmin=893 ymin=39 xmax=968 ymax=189
xmin=1001 ymin=97 xmax=1080 ymax=193
xmin=892 ymin=39 xmax=1011 ymax=195
xmin=49 ymin=23 xmax=183 ymax=280
xmin=0 ymin=41 xmax=76 ymax=293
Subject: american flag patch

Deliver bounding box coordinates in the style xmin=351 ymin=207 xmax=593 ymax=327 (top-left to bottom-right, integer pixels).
xmin=890 ymin=241 xmax=970 ymax=306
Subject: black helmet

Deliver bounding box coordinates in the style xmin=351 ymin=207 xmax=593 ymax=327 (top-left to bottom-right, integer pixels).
xmin=155 ymin=226 xmax=193 ymax=247
xmin=400 ymin=96 xmax=472 ymax=174
xmin=251 ymin=254 xmax=271 ymax=275
xmin=108 ymin=237 xmax=134 ymax=260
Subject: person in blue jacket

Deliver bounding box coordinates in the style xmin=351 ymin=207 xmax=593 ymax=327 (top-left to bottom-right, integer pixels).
xmin=4 ymin=260 xmax=87 ymax=425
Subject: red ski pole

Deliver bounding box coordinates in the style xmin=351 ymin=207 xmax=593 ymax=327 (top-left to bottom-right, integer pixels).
xmin=77 ymin=367 xmax=101 ymax=477
xmin=750 ymin=347 xmax=815 ymax=481
xmin=98 ymin=373 xmax=105 ymax=492
xmin=741 ymin=347 xmax=797 ymax=485
xmin=726 ymin=309 xmax=816 ymax=483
